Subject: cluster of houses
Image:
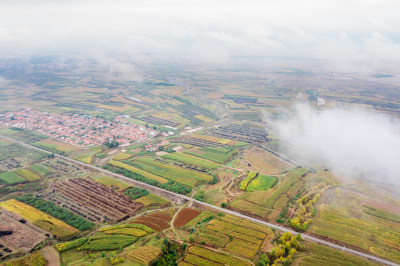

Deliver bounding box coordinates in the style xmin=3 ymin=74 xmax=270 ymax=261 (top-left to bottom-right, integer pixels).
xmin=0 ymin=110 xmax=156 ymax=147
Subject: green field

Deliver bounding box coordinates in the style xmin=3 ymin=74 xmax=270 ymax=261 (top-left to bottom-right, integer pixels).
xmin=28 ymin=164 xmax=51 ymax=176
xmin=78 ymin=235 xmax=137 ymax=251
xmin=184 ymin=146 xmax=236 ymax=164
xmin=108 ymin=160 xmax=168 ymax=184
xmin=162 ymin=152 xmax=219 ymax=169
xmin=245 ymin=168 xmax=307 ymax=207
xmin=135 ymin=194 xmax=169 ymax=207
xmin=131 ymin=158 xmax=213 ymax=187
xmin=246 ymin=174 xmax=277 ymax=191
xmin=0 ymin=171 xmax=26 ymax=184
xmin=13 ymin=168 xmax=41 ymax=181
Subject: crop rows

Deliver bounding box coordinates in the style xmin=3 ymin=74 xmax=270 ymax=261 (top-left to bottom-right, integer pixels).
xmin=51 ymin=178 xmax=143 ymax=222
xmin=135 ymin=116 xmax=180 ymax=127
xmin=0 ymin=211 xmax=46 ymax=254
xmin=162 ymin=152 xmax=219 ymax=170
xmin=207 ymin=124 xmax=268 ymax=143
xmin=183 ymin=246 xmax=251 ymax=266
xmin=0 ymin=199 xmax=78 ymax=239
xmin=172 ymin=137 xmax=227 ymax=147
xmin=128 ymin=246 xmax=161 ymax=264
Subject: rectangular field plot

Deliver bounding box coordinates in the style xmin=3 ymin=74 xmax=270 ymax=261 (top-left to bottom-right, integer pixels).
xmin=190 ymin=214 xmax=274 ymax=260
xmin=0 ymin=143 xmax=47 ymax=170
xmin=108 ymin=160 xmax=169 ymax=184
xmin=184 ymin=146 xmax=236 ymax=164
xmin=162 ymin=152 xmax=219 ymax=169
xmin=33 ymin=139 xmax=81 ymax=154
xmin=0 ymin=210 xmax=47 ymax=254
xmin=93 ymin=176 xmax=131 ymax=192
xmin=131 ymin=158 xmax=213 ymax=187
xmin=0 ymin=199 xmax=79 ymax=239
xmin=128 ymin=246 xmax=161 ymax=265
xmin=246 ymin=174 xmax=277 ymax=192
xmin=0 ymin=171 xmax=26 ymax=184
xmin=13 ymin=168 xmax=40 ymax=181
xmin=50 ymin=178 xmax=143 ymax=223
xmin=181 ymin=246 xmax=252 ymax=266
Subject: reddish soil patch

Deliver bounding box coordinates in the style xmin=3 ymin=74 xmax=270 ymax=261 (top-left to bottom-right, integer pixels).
xmin=149 ymin=213 xmax=172 ymax=222
xmin=173 ymin=208 xmax=201 ymax=228
xmin=132 ymin=216 xmax=170 ymax=231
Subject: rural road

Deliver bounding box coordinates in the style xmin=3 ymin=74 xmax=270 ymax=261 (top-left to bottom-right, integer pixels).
xmin=1 ymin=135 xmax=398 ymax=266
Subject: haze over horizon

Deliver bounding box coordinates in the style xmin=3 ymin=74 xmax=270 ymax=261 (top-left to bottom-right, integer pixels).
xmin=1 ymin=0 xmax=400 ymax=72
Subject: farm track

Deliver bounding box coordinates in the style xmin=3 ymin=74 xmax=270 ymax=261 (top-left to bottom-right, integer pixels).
xmin=1 ymin=135 xmax=398 ymax=266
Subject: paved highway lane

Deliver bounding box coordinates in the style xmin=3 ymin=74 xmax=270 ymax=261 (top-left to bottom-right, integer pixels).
xmin=1 ymin=135 xmax=398 ymax=266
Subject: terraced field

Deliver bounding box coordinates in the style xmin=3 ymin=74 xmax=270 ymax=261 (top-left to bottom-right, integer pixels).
xmin=128 ymin=245 xmax=161 ymax=264
xmin=180 ymin=246 xmax=252 ymax=266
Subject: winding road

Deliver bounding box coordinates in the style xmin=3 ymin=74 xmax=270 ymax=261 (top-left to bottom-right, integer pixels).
xmin=1 ymin=135 xmax=398 ymax=266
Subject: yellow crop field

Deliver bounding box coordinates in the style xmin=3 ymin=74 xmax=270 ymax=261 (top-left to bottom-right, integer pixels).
xmin=0 ymin=199 xmax=79 ymax=239
xmin=128 ymin=246 xmax=162 ymax=264
xmin=113 ymin=153 xmax=132 ymax=161
xmin=94 ymin=176 xmax=131 ymax=192
xmin=194 ymin=114 xmax=214 ymax=123
xmin=13 ymin=168 xmax=40 ymax=181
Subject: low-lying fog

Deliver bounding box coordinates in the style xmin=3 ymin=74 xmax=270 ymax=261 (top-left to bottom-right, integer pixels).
xmin=272 ymin=104 xmax=400 ymax=187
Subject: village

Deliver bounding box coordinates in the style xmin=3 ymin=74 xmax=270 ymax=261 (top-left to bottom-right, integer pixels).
xmin=0 ymin=109 xmax=156 ymax=148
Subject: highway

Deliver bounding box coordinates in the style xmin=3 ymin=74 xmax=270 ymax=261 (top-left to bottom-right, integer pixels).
xmin=1 ymin=135 xmax=398 ymax=266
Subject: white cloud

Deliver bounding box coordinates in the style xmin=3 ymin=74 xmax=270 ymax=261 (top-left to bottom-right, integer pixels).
xmin=273 ymin=104 xmax=400 ymax=187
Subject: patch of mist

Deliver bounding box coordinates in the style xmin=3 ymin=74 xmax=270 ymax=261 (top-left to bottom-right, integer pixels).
xmin=269 ymin=104 xmax=400 ymax=190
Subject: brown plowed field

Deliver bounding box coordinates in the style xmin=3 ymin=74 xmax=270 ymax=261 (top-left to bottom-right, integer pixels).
xmin=174 ymin=208 xmax=201 ymax=228
xmin=51 ymin=178 xmax=143 ymax=222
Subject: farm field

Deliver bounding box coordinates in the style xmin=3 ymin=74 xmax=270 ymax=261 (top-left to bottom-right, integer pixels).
xmin=50 ymin=178 xmax=143 ymax=222
xmin=174 ymin=208 xmax=202 ymax=227
xmin=33 ymin=139 xmax=81 ymax=154
xmin=131 ymin=157 xmax=213 ymax=186
xmin=0 ymin=251 xmax=47 ymax=266
xmin=0 ymin=210 xmax=47 ymax=255
xmin=184 ymin=146 xmax=236 ymax=164
xmin=178 ymin=209 xmax=274 ymax=261
xmin=246 ymin=174 xmax=277 ymax=191
xmin=180 ymin=245 xmax=252 ymax=266
xmin=243 ymin=168 xmax=308 ymax=218
xmin=13 ymin=168 xmax=40 ymax=181
xmin=191 ymin=134 xmax=239 ymax=146
xmin=130 ymin=209 xmax=174 ymax=232
xmin=0 ymin=142 xmax=47 ymax=170
xmin=113 ymin=152 xmax=132 ymax=161
xmin=134 ymin=193 xmax=170 ymax=207
xmin=108 ymin=160 xmax=169 ymax=184
xmin=309 ymin=189 xmax=400 ymax=263
xmin=93 ymin=176 xmax=131 ymax=192
xmin=0 ymin=199 xmax=79 ymax=239
xmin=0 ymin=171 xmax=26 ymax=185
xmin=161 ymin=152 xmax=220 ymax=169
xmin=237 ymin=146 xmax=292 ymax=175
xmin=294 ymin=242 xmax=377 ymax=266
xmin=128 ymin=245 xmax=161 ymax=264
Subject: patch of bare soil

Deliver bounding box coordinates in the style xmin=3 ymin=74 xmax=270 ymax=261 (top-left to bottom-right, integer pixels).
xmin=41 ymin=246 xmax=60 ymax=266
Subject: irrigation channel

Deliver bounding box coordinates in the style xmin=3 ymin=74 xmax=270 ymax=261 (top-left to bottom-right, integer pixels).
xmin=1 ymin=135 xmax=398 ymax=266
